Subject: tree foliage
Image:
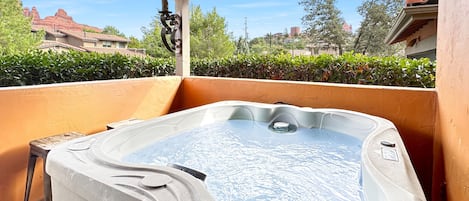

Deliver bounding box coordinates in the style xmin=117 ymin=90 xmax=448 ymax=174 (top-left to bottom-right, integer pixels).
xmin=249 ymin=34 xmax=303 ymax=55
xmin=0 ymin=0 xmax=43 ymax=53
xmin=140 ymin=16 xmax=173 ymax=58
xmin=138 ymin=6 xmax=235 ymax=58
xmin=102 ymin=25 xmax=126 ymax=38
xmin=299 ymin=0 xmax=349 ymax=55
xmin=234 ymin=36 xmax=250 ymax=55
xmin=127 ymin=36 xmax=143 ymax=49
xmin=190 ymin=6 xmax=235 ymax=58
xmin=353 ymin=0 xmax=403 ymax=55
xmin=249 ymin=36 xmax=269 ymax=54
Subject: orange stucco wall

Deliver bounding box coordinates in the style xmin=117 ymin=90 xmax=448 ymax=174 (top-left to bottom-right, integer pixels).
xmin=0 ymin=75 xmax=439 ymax=200
xmin=436 ymin=0 xmax=469 ymax=200
xmin=0 ymin=76 xmax=181 ymax=201
xmin=0 ymin=75 xmax=438 ymax=200
xmin=177 ymin=76 xmax=437 ymax=198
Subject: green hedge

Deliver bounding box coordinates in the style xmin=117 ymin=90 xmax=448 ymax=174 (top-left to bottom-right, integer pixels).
xmin=192 ymin=53 xmax=436 ymax=88
xmin=0 ymin=51 xmax=435 ymax=88
xmin=0 ymin=50 xmax=174 ymax=86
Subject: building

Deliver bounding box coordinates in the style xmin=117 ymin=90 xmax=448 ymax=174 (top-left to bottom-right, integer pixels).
xmin=385 ymin=0 xmax=438 ymax=60
xmin=295 ymin=22 xmax=352 ymax=56
xmin=290 ymin=26 xmax=301 ymax=37
xmin=25 ymin=7 xmax=145 ymax=57
xmin=343 ymin=23 xmax=352 ymax=33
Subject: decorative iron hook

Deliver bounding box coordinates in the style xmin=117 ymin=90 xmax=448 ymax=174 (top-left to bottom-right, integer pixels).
xmin=160 ymin=0 xmax=181 ymax=53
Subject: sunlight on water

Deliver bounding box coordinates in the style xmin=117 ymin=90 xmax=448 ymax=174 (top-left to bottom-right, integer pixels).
xmin=123 ymin=120 xmax=364 ymax=201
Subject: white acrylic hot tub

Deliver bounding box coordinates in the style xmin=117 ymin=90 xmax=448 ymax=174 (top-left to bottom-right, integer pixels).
xmin=46 ymin=101 xmax=426 ymax=201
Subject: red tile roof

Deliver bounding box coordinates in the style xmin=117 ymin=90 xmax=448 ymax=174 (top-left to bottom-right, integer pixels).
xmin=32 ymin=25 xmax=66 ymax=37
xmin=38 ymin=41 xmax=87 ymax=52
xmin=83 ymin=47 xmax=146 ymax=57
xmin=59 ymin=30 xmax=130 ymax=43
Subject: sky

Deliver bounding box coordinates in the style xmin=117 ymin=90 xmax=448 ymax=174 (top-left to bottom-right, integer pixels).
xmin=21 ymin=0 xmax=363 ymax=40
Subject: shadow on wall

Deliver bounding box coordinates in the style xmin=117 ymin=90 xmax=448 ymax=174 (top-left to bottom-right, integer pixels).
xmin=0 ymin=77 xmax=183 ymax=201
xmin=0 ymin=145 xmax=44 ymax=201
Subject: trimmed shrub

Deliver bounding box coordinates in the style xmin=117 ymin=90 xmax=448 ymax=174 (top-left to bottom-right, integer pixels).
xmin=0 ymin=51 xmax=435 ymax=88
xmin=192 ymin=53 xmax=436 ymax=88
xmin=0 ymin=50 xmax=174 ymax=86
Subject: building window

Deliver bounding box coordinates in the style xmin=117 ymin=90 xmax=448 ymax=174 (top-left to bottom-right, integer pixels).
xmin=103 ymin=41 xmax=112 ymax=48
xmin=118 ymin=42 xmax=126 ymax=48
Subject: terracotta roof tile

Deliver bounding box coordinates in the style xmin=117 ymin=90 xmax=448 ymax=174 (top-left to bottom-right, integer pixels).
xmin=83 ymin=47 xmax=146 ymax=57
xmin=59 ymin=30 xmax=130 ymax=43
xmin=32 ymin=25 xmax=67 ymax=37
xmin=38 ymin=41 xmax=87 ymax=52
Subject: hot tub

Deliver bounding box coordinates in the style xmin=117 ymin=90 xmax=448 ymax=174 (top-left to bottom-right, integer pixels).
xmin=46 ymin=101 xmax=426 ymax=201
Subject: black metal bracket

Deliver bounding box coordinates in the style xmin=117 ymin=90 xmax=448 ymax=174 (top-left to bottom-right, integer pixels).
xmin=159 ymin=1 xmax=181 ymax=53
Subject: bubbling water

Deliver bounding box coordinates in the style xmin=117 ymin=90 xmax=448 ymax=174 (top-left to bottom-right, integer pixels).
xmin=124 ymin=120 xmax=364 ymax=201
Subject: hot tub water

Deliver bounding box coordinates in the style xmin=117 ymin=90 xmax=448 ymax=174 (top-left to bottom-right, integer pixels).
xmin=124 ymin=120 xmax=364 ymax=201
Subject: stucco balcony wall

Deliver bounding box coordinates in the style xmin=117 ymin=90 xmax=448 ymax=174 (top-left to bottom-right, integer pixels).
xmin=0 ymin=76 xmax=182 ymax=201
xmin=0 ymin=76 xmax=437 ymax=201
xmin=176 ymin=76 xmax=437 ymax=199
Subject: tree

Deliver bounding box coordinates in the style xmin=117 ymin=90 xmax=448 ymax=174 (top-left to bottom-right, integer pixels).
xmin=102 ymin=25 xmax=126 ymax=37
xmin=127 ymin=36 xmax=143 ymax=48
xmin=0 ymin=0 xmax=43 ymax=53
xmin=353 ymin=0 xmax=403 ymax=55
xmin=283 ymin=28 xmax=289 ymax=38
xmin=285 ymin=38 xmax=306 ymax=50
xmin=248 ymin=35 xmax=291 ymax=55
xmin=234 ymin=36 xmax=250 ymax=55
xmin=139 ymin=6 xmax=234 ymax=58
xmin=190 ymin=6 xmax=235 ymax=58
xmin=249 ymin=36 xmax=269 ymax=54
xmin=299 ymin=0 xmax=349 ymax=55
xmin=140 ymin=16 xmax=173 ymax=58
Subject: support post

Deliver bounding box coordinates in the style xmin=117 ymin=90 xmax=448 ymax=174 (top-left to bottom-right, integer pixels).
xmin=175 ymin=0 xmax=190 ymax=77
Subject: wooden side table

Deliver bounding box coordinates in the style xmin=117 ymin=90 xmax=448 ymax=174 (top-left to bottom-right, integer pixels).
xmin=24 ymin=132 xmax=85 ymax=201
